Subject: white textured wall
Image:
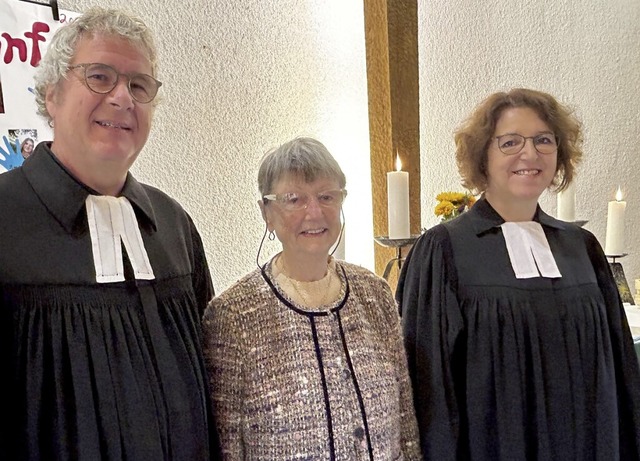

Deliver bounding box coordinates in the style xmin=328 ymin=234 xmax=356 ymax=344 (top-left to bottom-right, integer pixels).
xmin=419 ymin=0 xmax=640 ymax=286
xmin=60 ymin=0 xmax=372 ymax=292
xmin=55 ymin=0 xmax=640 ymax=291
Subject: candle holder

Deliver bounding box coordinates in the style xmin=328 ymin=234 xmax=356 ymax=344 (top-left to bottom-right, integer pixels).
xmin=374 ymin=234 xmax=420 ymax=280
xmin=606 ymin=253 xmax=633 ymax=304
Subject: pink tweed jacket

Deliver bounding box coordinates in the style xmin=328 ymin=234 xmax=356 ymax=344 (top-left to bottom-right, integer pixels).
xmin=203 ymin=259 xmax=421 ymax=460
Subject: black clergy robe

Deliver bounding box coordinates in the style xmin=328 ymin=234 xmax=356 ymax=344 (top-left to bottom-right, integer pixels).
xmin=0 ymin=142 xmax=218 ymax=460
xmin=397 ymin=197 xmax=640 ymax=461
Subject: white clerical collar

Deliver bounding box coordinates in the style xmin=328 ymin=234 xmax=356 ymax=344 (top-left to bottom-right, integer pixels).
xmin=500 ymin=221 xmax=561 ymax=279
xmin=85 ymin=195 xmax=155 ymax=283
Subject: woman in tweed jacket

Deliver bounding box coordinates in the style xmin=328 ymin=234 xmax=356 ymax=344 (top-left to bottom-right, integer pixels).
xmin=203 ymin=137 xmax=421 ymax=460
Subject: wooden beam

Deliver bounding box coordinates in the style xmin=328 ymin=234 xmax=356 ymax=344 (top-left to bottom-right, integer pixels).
xmin=363 ymin=0 xmax=420 ymax=289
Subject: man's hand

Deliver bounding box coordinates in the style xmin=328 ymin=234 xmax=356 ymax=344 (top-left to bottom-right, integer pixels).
xmin=0 ymin=136 xmax=24 ymax=171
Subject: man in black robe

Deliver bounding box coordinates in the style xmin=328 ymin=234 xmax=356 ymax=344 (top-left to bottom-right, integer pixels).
xmin=0 ymin=7 xmax=220 ymax=460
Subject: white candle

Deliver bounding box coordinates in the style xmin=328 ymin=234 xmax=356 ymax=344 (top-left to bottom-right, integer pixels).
xmin=604 ymin=186 xmax=626 ymax=256
xmin=387 ymin=155 xmax=410 ymax=239
xmin=557 ymin=181 xmax=576 ymax=222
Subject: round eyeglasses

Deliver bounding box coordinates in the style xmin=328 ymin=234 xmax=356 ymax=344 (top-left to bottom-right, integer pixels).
xmin=262 ymin=189 xmax=347 ymax=212
xmin=495 ymin=133 xmax=558 ymax=155
xmin=68 ymin=63 xmax=162 ymax=104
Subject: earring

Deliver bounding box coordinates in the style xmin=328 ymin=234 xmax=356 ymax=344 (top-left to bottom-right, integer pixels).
xmin=268 ymin=230 xmax=275 ymax=241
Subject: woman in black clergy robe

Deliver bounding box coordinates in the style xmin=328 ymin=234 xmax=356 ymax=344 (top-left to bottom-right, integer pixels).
xmin=397 ymin=88 xmax=640 ymax=461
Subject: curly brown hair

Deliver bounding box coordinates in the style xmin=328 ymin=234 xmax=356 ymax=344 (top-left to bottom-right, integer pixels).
xmin=454 ymin=88 xmax=583 ymax=194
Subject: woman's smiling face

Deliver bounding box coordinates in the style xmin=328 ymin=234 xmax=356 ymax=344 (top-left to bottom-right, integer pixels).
xmin=485 ymin=106 xmax=558 ymax=208
xmin=262 ymin=173 xmax=342 ymax=261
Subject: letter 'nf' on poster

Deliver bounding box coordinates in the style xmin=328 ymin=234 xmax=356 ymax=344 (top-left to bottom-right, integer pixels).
xmin=0 ymin=1 xmax=80 ymax=173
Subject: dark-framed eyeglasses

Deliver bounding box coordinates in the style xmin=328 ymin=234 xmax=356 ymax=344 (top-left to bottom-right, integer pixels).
xmin=68 ymin=63 xmax=162 ymax=104
xmin=495 ymin=133 xmax=558 ymax=155
xmin=262 ymin=189 xmax=347 ymax=212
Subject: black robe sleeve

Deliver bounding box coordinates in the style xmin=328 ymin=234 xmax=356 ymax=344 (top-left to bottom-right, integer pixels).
xmin=396 ymin=225 xmax=467 ymax=460
xmin=187 ymin=213 xmax=215 ymax=316
xmin=584 ymin=230 xmax=640 ymax=460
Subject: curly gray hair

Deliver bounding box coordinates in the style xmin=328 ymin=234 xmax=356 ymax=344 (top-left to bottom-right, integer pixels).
xmin=33 ymin=6 xmax=158 ymax=123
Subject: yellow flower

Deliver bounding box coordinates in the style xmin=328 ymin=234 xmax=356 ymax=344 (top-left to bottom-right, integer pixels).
xmin=466 ymin=195 xmax=476 ymax=207
xmin=434 ymin=190 xmax=476 ymax=222
xmin=436 ymin=191 xmax=466 ymax=203
xmin=434 ymin=201 xmax=455 ymax=217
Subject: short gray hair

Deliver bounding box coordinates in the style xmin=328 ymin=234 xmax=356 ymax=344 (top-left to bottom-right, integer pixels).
xmin=258 ymin=137 xmax=346 ymax=196
xmin=34 ymin=6 xmax=158 ymax=123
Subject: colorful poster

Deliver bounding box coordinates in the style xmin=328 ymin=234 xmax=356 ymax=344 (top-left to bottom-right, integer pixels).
xmin=0 ymin=1 xmax=80 ymax=172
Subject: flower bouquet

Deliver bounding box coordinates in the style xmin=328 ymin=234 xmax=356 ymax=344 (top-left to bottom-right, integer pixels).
xmin=434 ymin=191 xmax=476 ymax=222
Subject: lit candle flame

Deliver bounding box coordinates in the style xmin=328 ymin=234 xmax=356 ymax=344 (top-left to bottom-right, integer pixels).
xmin=615 ymin=186 xmax=623 ymax=201
xmin=395 ymin=154 xmax=402 ymax=172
